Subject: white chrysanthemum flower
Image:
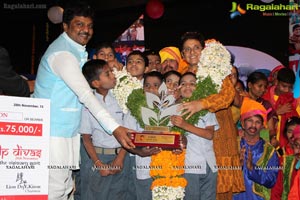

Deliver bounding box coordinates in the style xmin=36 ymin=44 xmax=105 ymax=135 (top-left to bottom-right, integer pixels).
xmin=111 ymin=68 xmax=143 ymax=113
xmin=152 ymin=186 xmax=185 ymax=200
xmin=196 ymin=40 xmax=232 ymax=92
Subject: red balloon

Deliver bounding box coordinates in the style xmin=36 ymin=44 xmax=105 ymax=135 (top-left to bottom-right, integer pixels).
xmin=48 ymin=6 xmax=64 ymax=24
xmin=146 ymin=0 xmax=164 ymax=19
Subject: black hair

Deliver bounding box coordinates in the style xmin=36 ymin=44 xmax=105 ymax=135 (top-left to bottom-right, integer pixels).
xmin=246 ymin=71 xmax=268 ymax=91
xmin=82 ymin=59 xmax=107 ymax=88
xmin=63 ymin=1 xmax=94 ymax=25
xmin=180 ymin=31 xmax=205 ymax=51
xmin=237 ymin=79 xmax=246 ymax=91
xmin=163 ymin=70 xmax=181 ymax=81
xmin=179 ymin=72 xmax=196 ymax=84
xmin=127 ymin=50 xmax=149 ymax=67
xmin=232 ymin=66 xmax=239 ymax=77
xmin=94 ymin=42 xmax=116 ymax=56
xmin=293 ymin=24 xmax=300 ymax=32
xmin=143 ymin=71 xmax=163 ymax=85
xmin=144 ymin=49 xmax=160 ymax=57
xmin=277 ymin=67 xmax=295 ymax=84
xmin=283 ymin=116 xmax=300 ymax=138
xmin=227 ymin=49 xmax=235 ymax=65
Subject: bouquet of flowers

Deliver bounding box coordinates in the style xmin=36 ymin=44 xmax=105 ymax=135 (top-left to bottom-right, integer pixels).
xmin=125 ymin=39 xmax=232 ymax=200
xmin=177 ymin=39 xmax=233 ymax=131
xmin=111 ymin=68 xmax=143 ymax=114
xmin=196 ymin=39 xmax=232 ymax=92
xmin=127 ymin=84 xmax=187 ymax=200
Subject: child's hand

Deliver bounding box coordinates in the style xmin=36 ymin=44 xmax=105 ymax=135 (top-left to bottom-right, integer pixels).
xmin=270 ymin=137 xmax=279 ymax=148
xmin=179 ymin=135 xmax=187 ymax=149
xmin=170 ymin=115 xmax=187 ymax=128
xmin=172 ymin=148 xmax=183 ymax=154
xmin=108 ymin=59 xmax=123 ymax=71
xmin=276 ymin=103 xmax=292 ymax=115
xmin=94 ymin=161 xmax=112 ymax=177
xmin=179 ymin=100 xmax=204 ymax=120
xmin=110 ymin=156 xmax=124 ymax=175
xmin=138 ymin=146 xmax=161 ymax=157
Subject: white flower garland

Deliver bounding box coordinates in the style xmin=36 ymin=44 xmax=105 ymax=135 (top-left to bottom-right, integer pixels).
xmin=111 ymin=68 xmax=143 ymax=114
xmin=152 ymin=186 xmax=185 ymax=200
xmin=196 ymin=39 xmax=232 ymax=92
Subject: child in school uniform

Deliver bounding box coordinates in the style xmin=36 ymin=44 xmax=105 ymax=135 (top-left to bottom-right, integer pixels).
xmin=79 ymin=59 xmax=129 ymax=200
xmin=124 ymin=71 xmax=164 ymax=200
xmin=170 ymin=72 xmax=219 ymax=200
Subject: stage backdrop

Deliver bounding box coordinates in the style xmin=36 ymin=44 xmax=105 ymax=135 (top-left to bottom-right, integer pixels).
xmin=226 ymin=45 xmax=283 ymax=87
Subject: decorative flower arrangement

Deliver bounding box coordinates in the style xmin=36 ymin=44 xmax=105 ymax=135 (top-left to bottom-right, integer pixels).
xmin=196 ymin=39 xmax=232 ymax=92
xmin=127 ymin=84 xmax=187 ymax=200
xmin=127 ymin=83 xmax=178 ymax=128
xmin=111 ymin=68 xmax=143 ymax=114
xmin=176 ymin=39 xmax=233 ymax=131
xmin=150 ymin=148 xmax=187 ymax=200
xmin=125 ymin=39 xmax=232 ymax=200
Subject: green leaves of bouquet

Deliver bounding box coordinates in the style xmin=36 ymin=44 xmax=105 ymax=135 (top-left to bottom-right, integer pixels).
xmin=126 ymin=83 xmax=178 ymax=129
xmin=172 ymin=76 xmax=218 ymax=134
xmin=126 ymin=77 xmax=218 ymax=135
xmin=127 ymin=88 xmax=147 ymax=128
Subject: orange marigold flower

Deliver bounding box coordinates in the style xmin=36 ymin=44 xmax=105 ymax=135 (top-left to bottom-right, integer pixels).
xmin=150 ymin=149 xmax=187 ymax=189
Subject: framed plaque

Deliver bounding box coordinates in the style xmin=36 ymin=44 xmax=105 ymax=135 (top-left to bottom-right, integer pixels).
xmin=131 ymin=131 xmax=181 ymax=149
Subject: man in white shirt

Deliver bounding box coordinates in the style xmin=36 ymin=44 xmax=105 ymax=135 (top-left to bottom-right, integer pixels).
xmin=33 ymin=2 xmax=134 ymax=200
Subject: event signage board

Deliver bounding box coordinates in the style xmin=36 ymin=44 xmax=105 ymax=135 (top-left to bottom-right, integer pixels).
xmin=0 ymin=96 xmax=50 ymax=200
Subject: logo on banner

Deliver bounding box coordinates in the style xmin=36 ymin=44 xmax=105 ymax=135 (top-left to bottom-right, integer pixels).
xmin=230 ymin=0 xmax=298 ymax=19
xmin=5 ymin=172 xmax=41 ymax=192
xmin=230 ymin=2 xmax=246 ymax=19
xmin=16 ymin=172 xmax=27 ymax=187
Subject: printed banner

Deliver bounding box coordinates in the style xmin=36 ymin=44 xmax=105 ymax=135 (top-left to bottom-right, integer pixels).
xmin=289 ymin=0 xmax=300 ymax=74
xmin=0 ymin=96 xmax=50 ymax=200
xmin=113 ymin=14 xmax=145 ymax=65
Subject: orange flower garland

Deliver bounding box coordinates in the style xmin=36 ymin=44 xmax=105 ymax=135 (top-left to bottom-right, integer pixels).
xmin=150 ymin=132 xmax=187 ymax=191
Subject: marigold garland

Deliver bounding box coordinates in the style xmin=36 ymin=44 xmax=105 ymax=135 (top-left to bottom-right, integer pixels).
xmin=150 ymin=149 xmax=186 ymax=179
xmin=150 ymin=149 xmax=187 ymax=200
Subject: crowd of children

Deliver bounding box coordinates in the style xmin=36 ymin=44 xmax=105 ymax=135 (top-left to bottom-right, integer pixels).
xmin=11 ymin=3 xmax=297 ymax=200
xmin=73 ymin=37 xmax=300 ymax=200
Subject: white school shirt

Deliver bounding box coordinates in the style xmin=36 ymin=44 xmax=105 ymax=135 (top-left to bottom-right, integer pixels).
xmin=79 ymin=91 xmax=123 ymax=148
xmin=123 ymin=112 xmax=151 ymax=180
xmin=185 ymin=112 xmax=219 ymax=174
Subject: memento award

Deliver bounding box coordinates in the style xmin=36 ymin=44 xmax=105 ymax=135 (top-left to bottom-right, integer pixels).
xmin=131 ymin=127 xmax=181 ymax=149
xmin=129 ymin=84 xmax=182 ymax=149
